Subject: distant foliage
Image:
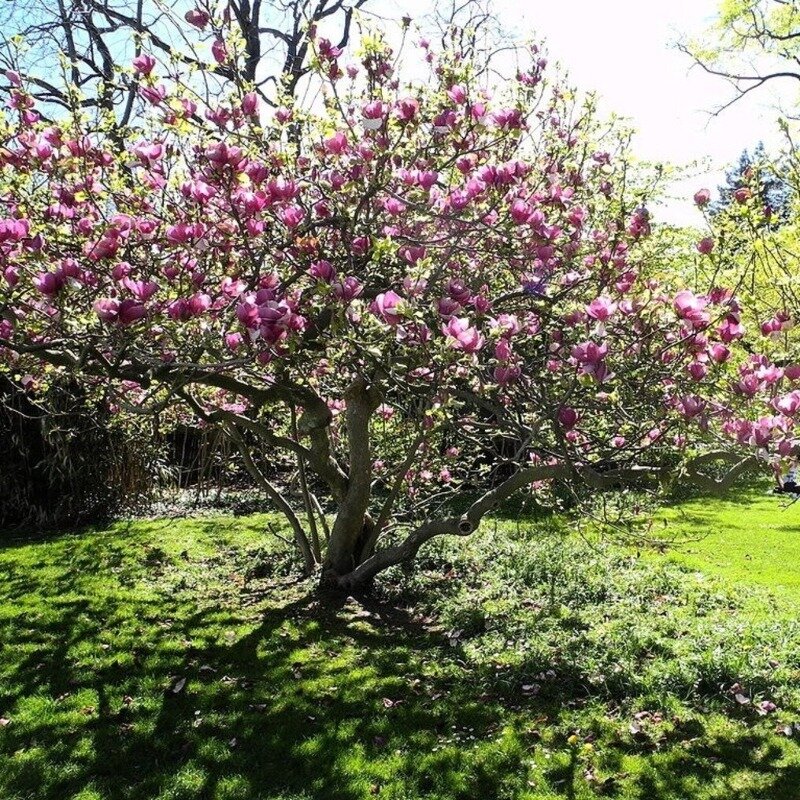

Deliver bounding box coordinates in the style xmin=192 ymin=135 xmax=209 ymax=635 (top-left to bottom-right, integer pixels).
xmin=711 ymin=143 xmax=793 ymax=226
xmin=0 ymin=378 xmax=161 ymax=530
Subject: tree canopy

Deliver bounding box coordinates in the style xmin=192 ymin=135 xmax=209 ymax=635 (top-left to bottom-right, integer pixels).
xmin=0 ymin=8 xmax=795 ymax=586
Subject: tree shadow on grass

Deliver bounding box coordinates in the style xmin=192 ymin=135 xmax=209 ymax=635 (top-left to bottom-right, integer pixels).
xmin=1 ymin=527 xmax=799 ymax=800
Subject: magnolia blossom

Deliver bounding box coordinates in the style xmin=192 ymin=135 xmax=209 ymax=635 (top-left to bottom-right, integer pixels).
xmin=93 ymin=298 xmax=146 ymax=325
xmin=586 ymin=296 xmax=617 ymax=322
xmin=694 ymin=188 xmax=711 ymax=207
xmin=696 ymin=237 xmax=715 ymax=255
xmin=558 ymin=407 xmax=579 ymax=429
xmin=442 ymin=317 xmax=484 ymax=353
xmin=132 ymin=54 xmax=157 ymax=76
xmin=674 ymin=291 xmax=709 ymax=326
xmin=371 ymin=291 xmax=403 ymax=326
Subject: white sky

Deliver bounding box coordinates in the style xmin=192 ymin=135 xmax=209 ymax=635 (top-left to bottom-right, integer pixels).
xmin=390 ymin=0 xmax=796 ymax=226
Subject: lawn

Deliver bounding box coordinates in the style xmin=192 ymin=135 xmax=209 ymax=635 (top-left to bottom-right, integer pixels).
xmin=0 ymin=497 xmax=799 ymax=800
xmin=656 ymin=486 xmax=800 ymax=603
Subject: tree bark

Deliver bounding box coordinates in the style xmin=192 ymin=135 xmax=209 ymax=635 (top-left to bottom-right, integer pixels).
xmin=323 ymin=377 xmax=381 ymax=579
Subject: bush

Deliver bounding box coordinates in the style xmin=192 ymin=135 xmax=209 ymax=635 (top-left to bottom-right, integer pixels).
xmin=0 ymin=377 xmax=164 ymax=530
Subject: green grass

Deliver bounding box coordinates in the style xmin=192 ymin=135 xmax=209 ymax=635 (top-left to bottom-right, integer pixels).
xmin=655 ymin=486 xmax=800 ymax=602
xmin=0 ymin=501 xmax=799 ymax=800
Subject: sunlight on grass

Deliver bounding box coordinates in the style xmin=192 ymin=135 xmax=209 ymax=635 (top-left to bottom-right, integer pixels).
xmin=0 ymin=507 xmax=799 ymax=799
xmin=656 ymin=487 xmax=800 ymax=602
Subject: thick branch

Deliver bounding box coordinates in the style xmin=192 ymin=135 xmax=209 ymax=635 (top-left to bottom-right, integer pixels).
xmin=340 ymin=451 xmax=757 ymax=587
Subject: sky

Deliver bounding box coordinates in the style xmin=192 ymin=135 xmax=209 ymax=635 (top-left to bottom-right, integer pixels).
xmin=395 ymin=0 xmax=794 ymax=226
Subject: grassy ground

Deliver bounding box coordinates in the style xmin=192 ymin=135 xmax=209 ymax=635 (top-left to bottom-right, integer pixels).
xmin=0 ymin=495 xmax=799 ymax=800
xmin=656 ymin=486 xmax=800 ymax=602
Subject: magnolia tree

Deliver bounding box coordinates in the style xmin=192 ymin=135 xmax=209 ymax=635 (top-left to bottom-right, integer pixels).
xmin=0 ymin=21 xmax=790 ymax=587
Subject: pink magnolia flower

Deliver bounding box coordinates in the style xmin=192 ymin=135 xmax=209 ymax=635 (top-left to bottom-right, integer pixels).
xmin=447 ymin=84 xmax=467 ymax=104
xmin=132 ymin=141 xmax=163 ymax=165
xmin=361 ymin=101 xmax=385 ymax=130
xmin=775 ymin=391 xmax=800 ymax=416
xmin=757 ymin=364 xmax=784 ymax=384
xmin=687 ymin=360 xmax=707 ymax=381
xmin=118 ymin=300 xmax=147 ymax=325
xmin=371 ymin=291 xmax=403 ymax=325
xmin=236 ymin=300 xmax=260 ymax=329
xmin=491 ymin=107 xmax=523 ymax=129
xmin=718 ymin=317 xmax=745 ymax=343
xmin=383 ymin=197 xmax=406 ymax=215
xmin=376 ymin=404 xmax=395 ymax=421
xmin=438 ymin=297 xmax=461 ymax=317
xmin=317 ymin=38 xmax=342 ymax=59
xmin=3 ymin=266 xmax=19 ymax=287
xmin=558 ymin=407 xmax=579 ymax=429
xmin=241 ymin=92 xmax=259 ymax=116
xmin=491 ymin=314 xmax=521 ymax=337
xmin=586 ymin=296 xmax=617 ymax=322
xmin=694 ymin=188 xmax=711 ymax=207
xmin=132 ymin=54 xmax=156 ymax=75
xmin=93 ymin=298 xmax=120 ymax=323
xmin=332 ymin=276 xmax=363 ymax=302
xmin=394 ymin=97 xmax=419 ymax=122
xmin=121 ymin=277 xmax=158 ymax=301
xmin=33 ymin=271 xmax=65 ymax=296
xmin=309 ymin=260 xmax=336 ymax=282
xmin=510 ymin=199 xmax=531 ymax=224
xmin=442 ymin=317 xmax=485 ymax=353
xmin=93 ymin=298 xmax=145 ymax=325
xmin=279 ymin=206 xmax=305 ymax=228
xmin=225 ymin=332 xmax=244 ymax=351
xmin=185 ymin=8 xmax=210 ymax=28
xmin=674 ymin=290 xmax=709 ymax=326
xmin=139 ymin=84 xmax=166 ymax=105
xmin=211 ymin=39 xmax=228 ymax=64
xmin=268 ymin=176 xmax=298 ymax=201
xmin=188 ymin=292 xmax=211 ymax=316
xmin=0 ymin=218 xmax=29 ymax=242
xmin=696 ymin=237 xmax=714 ymax=255
xmin=627 ymin=206 xmax=651 ymax=238
xmin=494 ymin=364 xmax=521 ymax=385
xmin=446 ymin=278 xmax=471 ymax=305
xmin=709 ymin=343 xmax=731 ymax=363
xmin=571 ymin=340 xmax=608 ymax=367
xmin=324 ymin=131 xmax=348 ymax=155
xmin=677 ymin=395 xmax=706 ymax=420
xmin=494 ymin=339 xmax=512 ymax=361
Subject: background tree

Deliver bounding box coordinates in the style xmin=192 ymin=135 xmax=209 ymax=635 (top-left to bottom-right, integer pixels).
xmin=711 ymin=142 xmax=793 ymax=225
xmin=0 ymin=0 xmax=371 ymax=123
xmin=680 ymin=0 xmax=800 ymax=113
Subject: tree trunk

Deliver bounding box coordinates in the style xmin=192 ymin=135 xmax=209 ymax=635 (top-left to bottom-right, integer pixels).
xmin=322 ymin=377 xmax=381 ymax=583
